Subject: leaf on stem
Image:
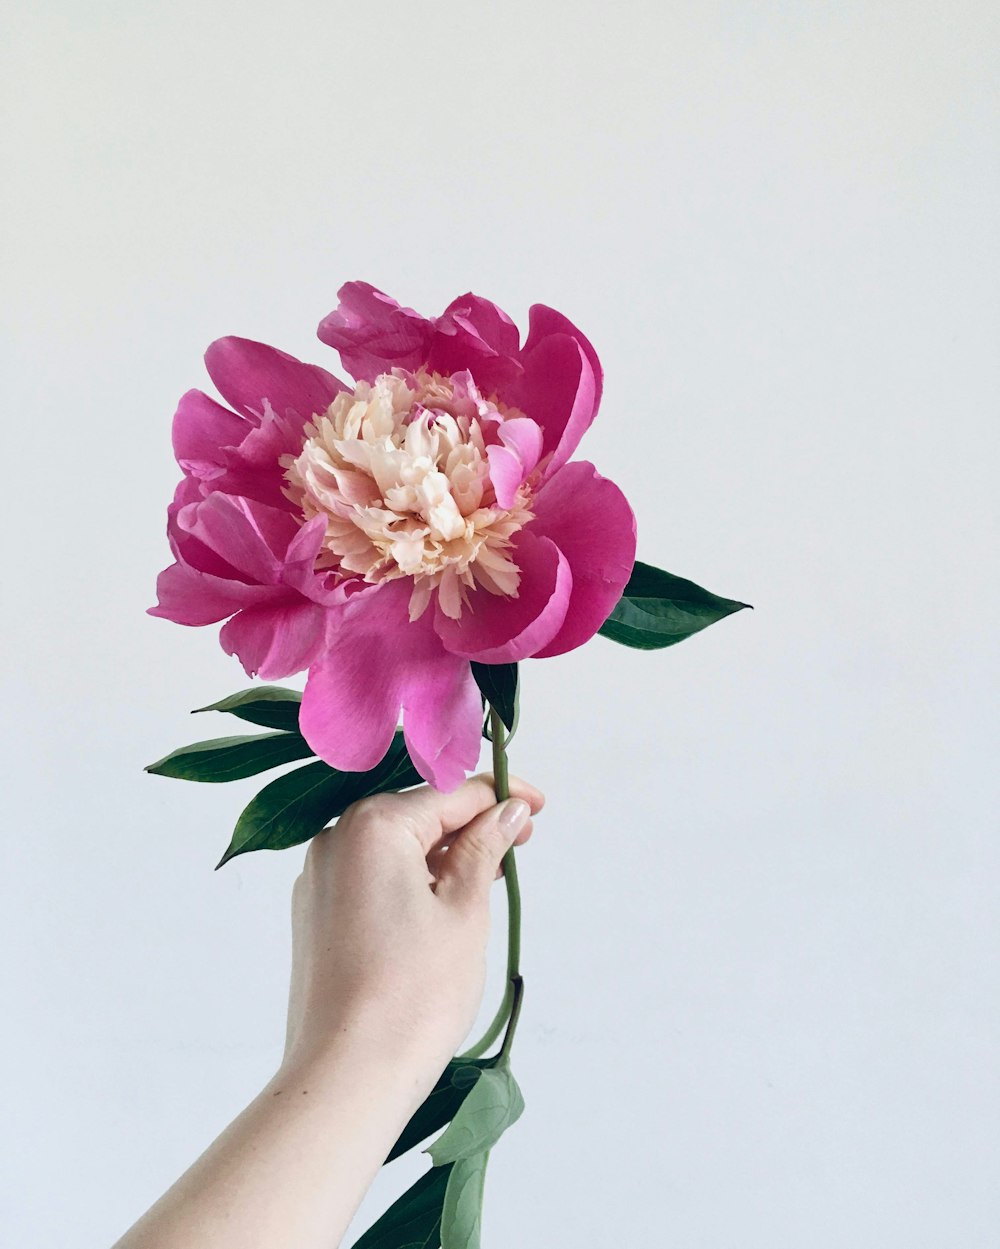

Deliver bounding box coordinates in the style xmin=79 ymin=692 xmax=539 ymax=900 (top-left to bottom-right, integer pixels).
xmin=350 ymin=1163 xmax=452 ymax=1249
xmin=145 ymin=733 xmax=314 ymax=783
xmin=427 ymin=1062 xmax=524 ymax=1165
xmin=599 ymin=561 xmax=751 ymax=650
xmin=193 ymin=686 xmax=303 ymax=732
xmin=357 ymin=1058 xmax=501 ymax=1247
xmin=470 ymin=662 xmax=518 ymax=731
xmin=440 ymin=1152 xmax=489 ymax=1249
xmin=215 ymin=731 xmax=421 ymax=868
xmin=387 ymin=1059 xmax=495 ymax=1163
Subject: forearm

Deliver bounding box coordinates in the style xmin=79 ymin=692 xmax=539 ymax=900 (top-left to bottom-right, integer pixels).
xmin=114 ymin=1024 xmax=438 ymax=1249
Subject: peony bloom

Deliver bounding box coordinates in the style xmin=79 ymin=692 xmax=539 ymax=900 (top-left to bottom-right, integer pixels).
xmin=150 ymin=283 xmax=637 ymax=789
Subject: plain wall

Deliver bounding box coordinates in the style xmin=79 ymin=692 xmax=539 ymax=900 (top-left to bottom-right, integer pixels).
xmin=2 ymin=2 xmax=998 ymax=1246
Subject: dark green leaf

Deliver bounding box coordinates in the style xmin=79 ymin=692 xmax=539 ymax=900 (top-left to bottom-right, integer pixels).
xmin=387 ymin=1059 xmax=495 ymax=1163
xmin=470 ymin=663 xmax=518 ymax=731
xmin=216 ymin=732 xmax=422 ymax=868
xmin=598 ymin=561 xmax=751 ymax=650
xmin=145 ymin=732 xmax=314 ymax=782
xmin=427 ymin=1062 xmax=523 ymax=1166
xmin=193 ymin=686 xmax=303 ymax=732
xmin=440 ymin=1152 xmax=488 ymax=1249
xmin=351 ymin=1164 xmax=452 ymax=1249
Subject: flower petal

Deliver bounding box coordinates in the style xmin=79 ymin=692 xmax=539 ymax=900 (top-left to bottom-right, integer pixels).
xmin=281 ymin=515 xmax=352 ymax=607
xmin=148 ymin=561 xmax=282 ymax=626
xmin=317 ymin=282 xmax=434 ymax=381
xmin=402 ymin=663 xmax=483 ymax=793
xmin=220 ymin=599 xmax=328 ymax=679
xmin=510 ymin=331 xmax=599 ymax=479
xmin=433 ymin=530 xmax=572 ymax=663
xmin=439 ymin=293 xmax=521 ymax=357
xmin=163 ymin=478 xmax=256 ymax=582
xmin=210 ymin=401 xmax=314 ymax=512
xmin=204 ymin=336 xmax=345 ymax=422
xmin=177 ymin=493 xmax=300 ymax=585
xmin=521 ymin=303 xmax=603 ymax=413
xmin=528 ymin=461 xmax=637 ymax=658
xmin=426 ymin=293 xmax=523 ymax=391
xmin=172 ymin=389 xmax=249 ymax=479
xmin=486 ymin=417 xmax=544 ymax=509
xmin=299 ymin=581 xmax=481 ymax=789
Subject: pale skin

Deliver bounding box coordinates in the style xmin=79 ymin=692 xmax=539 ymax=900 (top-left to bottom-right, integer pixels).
xmin=113 ymin=773 xmax=544 ymax=1249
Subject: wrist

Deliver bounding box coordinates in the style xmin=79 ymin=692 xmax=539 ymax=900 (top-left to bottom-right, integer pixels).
xmin=278 ymin=1004 xmax=453 ymax=1112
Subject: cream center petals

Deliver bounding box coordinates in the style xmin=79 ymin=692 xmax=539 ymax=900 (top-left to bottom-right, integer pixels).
xmin=281 ymin=370 xmax=535 ymax=621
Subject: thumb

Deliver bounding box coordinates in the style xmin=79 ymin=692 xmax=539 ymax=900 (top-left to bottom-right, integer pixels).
xmin=436 ymin=798 xmax=531 ymax=908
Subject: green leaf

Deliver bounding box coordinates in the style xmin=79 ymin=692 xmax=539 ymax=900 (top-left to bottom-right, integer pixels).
xmin=216 ymin=732 xmax=422 ymax=868
xmin=470 ymin=663 xmax=518 ymax=731
xmin=598 ymin=561 xmax=751 ymax=650
xmin=387 ymin=1059 xmax=495 ymax=1163
xmin=440 ymin=1152 xmax=489 ymax=1249
xmin=350 ymin=1164 xmax=452 ymax=1249
xmin=145 ymin=732 xmax=314 ymax=782
xmin=427 ymin=1063 xmax=524 ymax=1166
xmin=193 ymin=686 xmax=303 ymax=732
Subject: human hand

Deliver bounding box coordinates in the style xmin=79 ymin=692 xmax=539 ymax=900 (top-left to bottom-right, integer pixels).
xmin=112 ymin=776 xmax=544 ymax=1249
xmin=282 ymin=773 xmax=544 ymax=1092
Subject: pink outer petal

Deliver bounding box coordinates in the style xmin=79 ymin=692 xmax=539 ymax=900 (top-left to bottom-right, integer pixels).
xmin=317 ymin=282 xmax=434 ymax=381
xmin=169 ymin=473 xmax=206 ymax=513
xmin=299 ymin=581 xmax=481 ymax=790
xmin=208 ymin=400 xmax=314 ymax=513
xmin=509 ymin=332 xmax=599 ymax=480
xmin=402 ymin=664 xmax=483 ymax=793
xmin=162 ymin=478 xmax=264 ymax=586
xmin=171 ymin=391 xmax=310 ymax=515
xmin=220 ymin=599 xmax=328 ymax=679
xmin=439 ymin=293 xmax=521 ymax=357
xmin=204 ymin=336 xmax=346 ymax=422
xmin=151 ymin=501 xmax=345 ymax=658
xmin=433 ymin=530 xmax=572 ymax=663
xmin=281 ymin=514 xmax=350 ymax=607
xmin=521 ymin=303 xmax=603 ymax=414
xmin=486 ymin=417 xmax=544 ymax=508
xmin=177 ymin=493 xmax=300 ymax=585
xmin=527 ymin=461 xmax=637 ymax=659
xmin=172 ymin=389 xmax=249 ymax=479
xmin=426 ymin=293 xmax=524 ymax=391
xmin=148 ymin=561 xmax=284 ymax=626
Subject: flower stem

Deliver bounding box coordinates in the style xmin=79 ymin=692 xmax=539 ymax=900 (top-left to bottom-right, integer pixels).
xmin=459 ymin=704 xmax=524 ymax=1060
xmin=498 ymin=974 xmax=524 ymax=1064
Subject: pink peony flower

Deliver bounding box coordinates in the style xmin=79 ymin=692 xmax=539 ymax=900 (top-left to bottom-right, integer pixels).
xmin=150 ymin=283 xmax=637 ymax=789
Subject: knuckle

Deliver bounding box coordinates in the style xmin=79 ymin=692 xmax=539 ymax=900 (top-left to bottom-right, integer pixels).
xmin=460 ymin=829 xmax=498 ymax=869
xmin=302 ymin=836 xmax=321 ymax=871
xmin=305 ymin=824 xmax=333 ymax=861
xmin=346 ymin=792 xmax=400 ymax=827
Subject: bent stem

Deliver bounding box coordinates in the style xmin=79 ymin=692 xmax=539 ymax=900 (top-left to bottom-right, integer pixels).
xmin=460 ymin=704 xmax=524 ymax=1059
xmin=498 ymin=974 xmax=524 ymax=1064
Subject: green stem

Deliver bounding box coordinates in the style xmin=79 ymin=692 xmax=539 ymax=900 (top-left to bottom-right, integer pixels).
xmin=459 ymin=705 xmax=523 ymax=1059
xmin=498 ymin=975 xmax=524 ymax=1064
xmin=459 ymin=985 xmax=511 ymax=1060
xmin=490 ymin=709 xmax=510 ymax=800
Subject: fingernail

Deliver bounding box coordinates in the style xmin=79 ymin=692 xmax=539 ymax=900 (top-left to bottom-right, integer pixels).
xmin=499 ymin=798 xmax=530 ymax=834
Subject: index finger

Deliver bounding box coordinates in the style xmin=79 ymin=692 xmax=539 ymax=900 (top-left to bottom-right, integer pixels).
xmin=379 ymin=771 xmax=545 ymax=856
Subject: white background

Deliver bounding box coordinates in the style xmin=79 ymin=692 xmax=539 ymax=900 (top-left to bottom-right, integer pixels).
xmin=3 ymin=2 xmax=998 ymax=1246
